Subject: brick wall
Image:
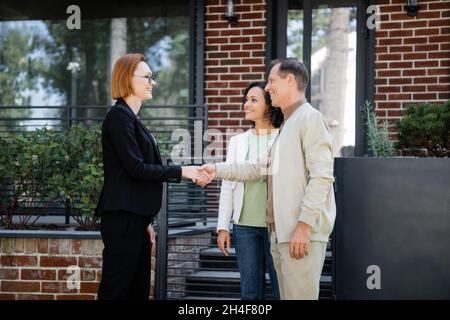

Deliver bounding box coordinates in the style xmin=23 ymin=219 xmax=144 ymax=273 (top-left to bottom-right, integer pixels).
xmin=0 ymin=236 xmax=156 ymax=300
xmin=205 ymin=0 xmax=267 ymax=140
xmin=375 ymin=0 xmax=450 ymax=139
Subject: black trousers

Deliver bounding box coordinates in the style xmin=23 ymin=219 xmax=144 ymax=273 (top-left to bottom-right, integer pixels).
xmin=98 ymin=211 xmax=153 ymax=300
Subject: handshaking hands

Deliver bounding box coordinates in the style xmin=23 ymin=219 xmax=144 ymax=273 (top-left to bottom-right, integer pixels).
xmin=181 ymin=163 xmax=217 ymax=187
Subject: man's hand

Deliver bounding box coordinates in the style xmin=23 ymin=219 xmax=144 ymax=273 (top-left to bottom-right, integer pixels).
xmin=217 ymin=229 xmax=231 ymax=256
xmin=181 ymin=166 xmax=212 ymax=186
xmin=147 ymin=224 xmax=156 ymax=256
xmin=290 ymin=221 xmax=312 ymax=259
xmin=199 ymin=163 xmax=217 ymax=182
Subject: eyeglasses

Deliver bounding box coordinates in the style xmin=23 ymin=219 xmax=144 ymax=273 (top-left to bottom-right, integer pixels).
xmin=134 ymin=74 xmax=156 ymax=83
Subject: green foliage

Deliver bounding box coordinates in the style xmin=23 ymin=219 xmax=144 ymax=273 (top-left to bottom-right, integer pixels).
xmin=395 ymin=101 xmax=450 ymax=157
xmin=49 ymin=123 xmax=103 ymax=230
xmin=0 ymin=125 xmax=103 ymax=230
xmin=0 ymin=128 xmax=60 ymax=229
xmin=361 ymin=100 xmax=395 ymax=157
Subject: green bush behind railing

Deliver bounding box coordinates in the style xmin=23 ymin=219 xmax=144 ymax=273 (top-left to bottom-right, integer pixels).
xmin=0 ymin=123 xmax=103 ymax=230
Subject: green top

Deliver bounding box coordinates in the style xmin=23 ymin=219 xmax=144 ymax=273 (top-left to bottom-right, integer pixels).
xmin=236 ymin=129 xmax=279 ymax=227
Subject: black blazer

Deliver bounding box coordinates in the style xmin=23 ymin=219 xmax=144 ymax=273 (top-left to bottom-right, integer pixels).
xmin=95 ymin=99 xmax=181 ymax=217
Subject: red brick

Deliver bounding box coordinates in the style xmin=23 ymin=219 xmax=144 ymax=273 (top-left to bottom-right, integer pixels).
xmin=414 ymin=77 xmax=438 ymax=84
xmin=402 ymin=69 xmax=427 ymax=77
xmin=1 ymin=281 xmax=40 ymax=293
xmin=72 ymin=239 xmax=82 ymax=255
xmin=439 ymin=93 xmax=450 ymax=99
xmin=403 ymin=37 xmax=428 ymax=45
xmin=244 ymin=28 xmax=264 ymax=35
xmin=221 ymin=29 xmax=241 ymax=36
xmin=243 ymin=44 xmax=263 ymax=50
xmin=415 ymin=44 xmax=439 ymax=51
xmin=220 ymin=59 xmax=241 ymax=66
xmin=429 ymin=2 xmax=450 ymax=10
xmin=41 ymin=282 xmax=78 ymax=294
xmin=378 ymin=86 xmax=401 ymax=93
xmin=428 ymin=68 xmax=450 ymax=76
xmin=414 ymin=60 xmax=439 ymax=68
xmin=220 ymin=74 xmax=240 ymax=81
xmin=49 ymin=239 xmax=59 ymax=255
xmin=380 ymin=4 xmax=403 ymax=13
xmin=377 ymin=70 xmax=401 ymax=77
xmin=375 ymin=102 xmax=402 ymax=109
xmin=78 ymin=257 xmax=102 ymax=268
xmin=230 ymin=36 xmax=251 ymax=44
xmin=205 ymin=59 xmax=219 ymax=66
xmin=389 ymin=62 xmax=412 ymax=68
xmin=402 ymin=85 xmax=426 ymax=93
xmin=429 ymin=35 xmax=450 ymax=43
xmin=241 ymin=12 xmax=263 ymax=20
xmin=429 ymin=52 xmax=450 ymax=59
xmin=403 ymin=20 xmax=427 ymax=29
xmin=378 ymin=53 xmax=402 ymax=61
xmin=40 ymin=256 xmax=77 ymax=268
xmin=403 ymin=53 xmax=427 ymax=60
xmin=21 ymin=269 xmax=57 ymax=280
xmin=380 ymin=22 xmax=402 ymax=29
xmin=379 ymin=38 xmax=402 ymax=46
xmin=207 ymin=67 xmax=229 ymax=74
xmin=413 ymin=93 xmax=438 ymax=100
xmin=428 ymin=19 xmax=450 ymax=27
xmin=252 ymin=20 xmax=266 ymax=27
xmin=415 ymin=28 xmax=440 ymax=36
xmin=0 ymin=269 xmax=19 ymax=280
xmin=205 ymin=45 xmax=219 ymax=51
xmin=0 ymin=294 xmax=16 ymax=300
xmin=389 ymin=78 xmax=412 ymax=85
xmin=220 ymin=44 xmax=240 ymax=51
xmin=219 ymin=120 xmax=241 ymax=126
xmin=374 ymin=94 xmax=387 ymax=101
xmin=37 ymin=239 xmax=48 ymax=254
xmin=428 ymin=85 xmax=450 ymax=92
xmin=234 ymin=5 xmax=252 ymax=13
xmin=389 ymin=30 xmax=413 ymax=37
xmin=17 ymin=294 xmax=54 ymax=300
xmin=207 ymin=81 xmax=228 ymax=88
xmin=439 ymin=76 xmax=450 ymax=83
xmin=242 ymin=74 xmax=264 ymax=80
xmin=80 ymin=282 xmax=100 ymax=294
xmin=251 ymin=36 xmax=266 ymax=43
xmin=230 ymin=66 xmax=250 ymax=73
xmin=56 ymin=294 xmax=96 ymax=300
xmin=388 ymin=94 xmax=412 ymax=100
xmin=1 ymin=255 xmax=38 ymax=267
xmin=415 ymin=11 xmax=441 ymax=19
xmin=230 ymin=51 xmax=250 ymax=58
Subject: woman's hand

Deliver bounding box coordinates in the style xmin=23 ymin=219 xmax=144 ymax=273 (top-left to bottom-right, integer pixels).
xmin=217 ymin=229 xmax=231 ymax=256
xmin=182 ymin=166 xmax=212 ymax=186
xmin=147 ymin=224 xmax=156 ymax=256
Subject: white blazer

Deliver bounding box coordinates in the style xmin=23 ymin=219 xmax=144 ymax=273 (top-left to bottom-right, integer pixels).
xmin=217 ymin=129 xmax=279 ymax=232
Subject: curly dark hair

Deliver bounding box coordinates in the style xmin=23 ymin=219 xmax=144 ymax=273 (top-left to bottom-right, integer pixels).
xmin=242 ymin=81 xmax=284 ymax=128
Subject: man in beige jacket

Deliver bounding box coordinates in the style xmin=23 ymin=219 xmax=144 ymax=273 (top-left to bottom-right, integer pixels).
xmin=200 ymin=58 xmax=336 ymax=300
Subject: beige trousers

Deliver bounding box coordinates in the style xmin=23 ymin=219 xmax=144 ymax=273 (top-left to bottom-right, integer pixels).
xmin=270 ymin=231 xmax=327 ymax=300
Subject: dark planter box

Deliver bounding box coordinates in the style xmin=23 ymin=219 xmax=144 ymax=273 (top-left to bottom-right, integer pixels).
xmin=334 ymin=157 xmax=450 ymax=299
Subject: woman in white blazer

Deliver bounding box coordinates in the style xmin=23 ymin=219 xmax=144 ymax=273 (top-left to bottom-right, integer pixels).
xmin=217 ymin=81 xmax=283 ymax=300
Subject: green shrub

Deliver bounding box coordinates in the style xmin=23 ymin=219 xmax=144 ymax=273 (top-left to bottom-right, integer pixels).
xmin=49 ymin=123 xmax=103 ymax=230
xmin=395 ymin=101 xmax=450 ymax=157
xmin=361 ymin=100 xmax=395 ymax=157
xmin=0 ymin=128 xmax=60 ymax=229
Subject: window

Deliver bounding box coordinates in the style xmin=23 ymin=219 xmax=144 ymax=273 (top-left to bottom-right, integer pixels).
xmin=0 ymin=0 xmax=193 ymax=132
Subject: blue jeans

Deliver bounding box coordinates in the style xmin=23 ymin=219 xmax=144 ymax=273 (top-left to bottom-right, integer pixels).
xmin=233 ymin=224 xmax=280 ymax=300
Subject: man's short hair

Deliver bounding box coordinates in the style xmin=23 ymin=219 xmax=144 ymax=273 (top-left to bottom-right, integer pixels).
xmin=271 ymin=58 xmax=309 ymax=92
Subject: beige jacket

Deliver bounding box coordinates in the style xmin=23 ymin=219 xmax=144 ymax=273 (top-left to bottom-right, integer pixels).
xmin=216 ymin=102 xmax=336 ymax=243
